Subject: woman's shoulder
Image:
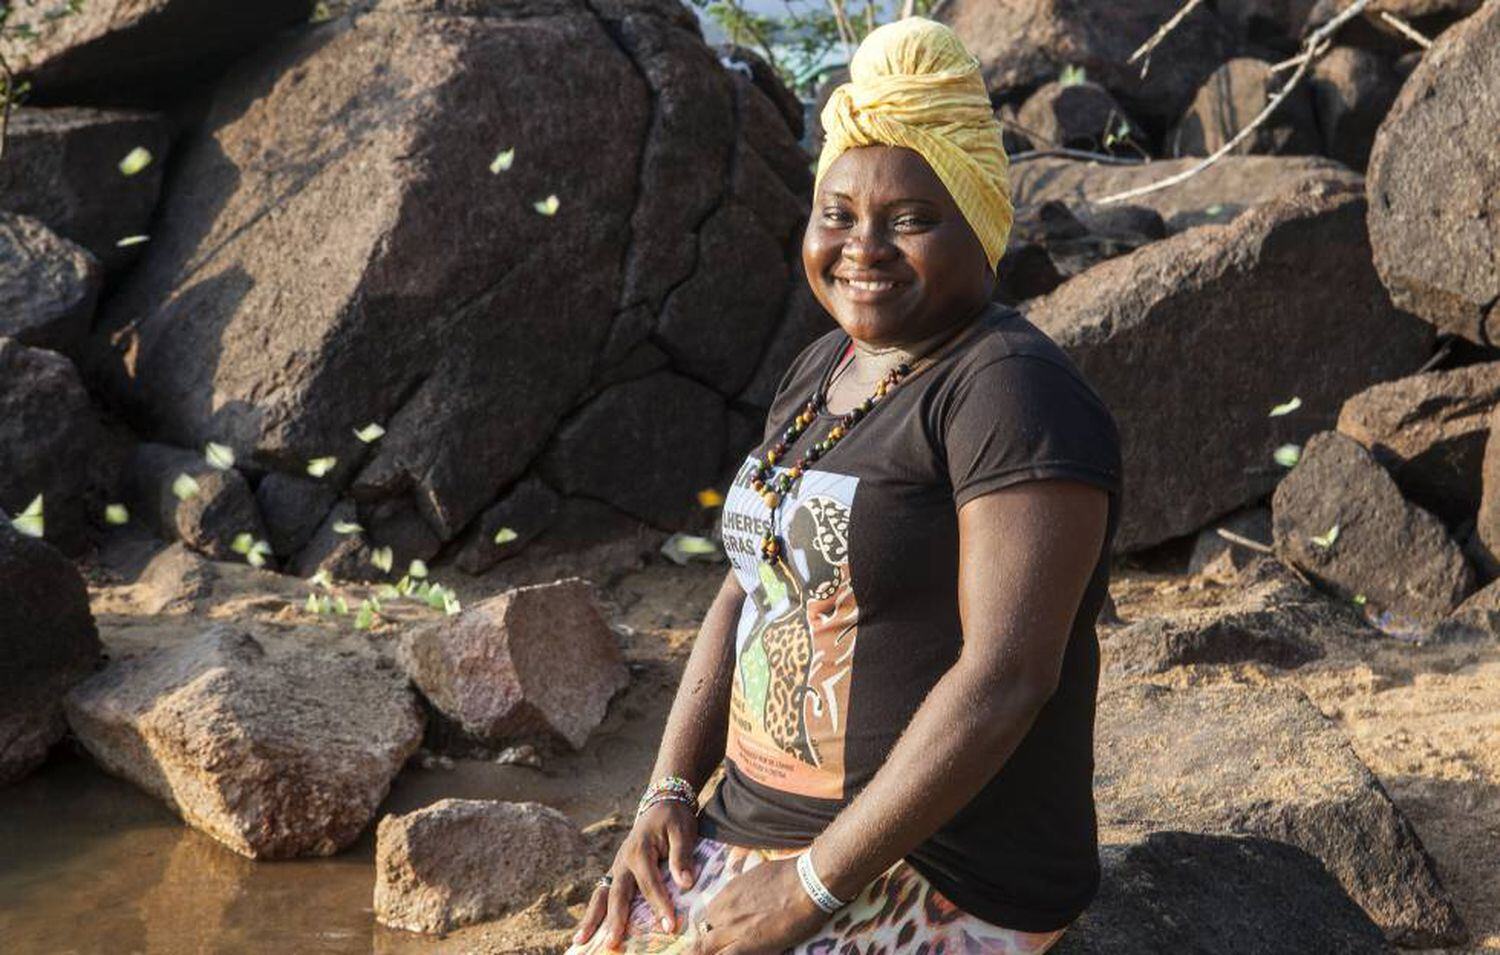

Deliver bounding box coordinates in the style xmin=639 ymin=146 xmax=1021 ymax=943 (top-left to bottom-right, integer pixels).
xmin=949 ymin=302 xmax=1089 ymax=383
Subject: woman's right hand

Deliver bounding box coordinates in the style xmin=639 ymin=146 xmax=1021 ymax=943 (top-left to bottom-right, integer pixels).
xmin=573 ymin=801 xmax=700 ymax=949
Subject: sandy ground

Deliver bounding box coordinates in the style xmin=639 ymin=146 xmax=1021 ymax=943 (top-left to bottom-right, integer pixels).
xmin=6 ymin=529 xmax=1496 ymax=953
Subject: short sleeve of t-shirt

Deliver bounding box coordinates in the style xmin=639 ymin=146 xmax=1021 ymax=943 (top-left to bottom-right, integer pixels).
xmin=943 ymin=354 xmax=1122 ymax=508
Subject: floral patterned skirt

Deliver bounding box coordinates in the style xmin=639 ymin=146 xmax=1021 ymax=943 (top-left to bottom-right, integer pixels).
xmin=565 ymin=837 xmax=1068 ymax=954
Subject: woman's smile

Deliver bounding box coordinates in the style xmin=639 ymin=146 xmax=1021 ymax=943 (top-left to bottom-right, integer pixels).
xmin=834 ymin=274 xmax=911 ymax=303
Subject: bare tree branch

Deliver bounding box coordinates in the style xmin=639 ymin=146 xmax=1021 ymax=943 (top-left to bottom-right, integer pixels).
xmin=1128 ymin=0 xmax=1207 ymax=73
xmin=1095 ymin=0 xmax=1373 ymax=206
xmin=1378 ymin=10 xmax=1433 ymax=48
xmin=1008 ymin=147 xmax=1149 ymax=166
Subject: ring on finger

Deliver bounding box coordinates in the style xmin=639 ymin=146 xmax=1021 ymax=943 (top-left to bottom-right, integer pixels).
xmin=695 ymin=918 xmax=712 ymax=934
xmin=595 ymin=874 xmax=615 ymax=890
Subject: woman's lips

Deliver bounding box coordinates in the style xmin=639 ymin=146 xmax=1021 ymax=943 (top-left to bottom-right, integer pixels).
xmin=834 ymin=275 xmax=910 ymax=303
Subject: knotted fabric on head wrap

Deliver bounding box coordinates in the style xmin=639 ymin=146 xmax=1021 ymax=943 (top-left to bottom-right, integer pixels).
xmin=815 ymin=16 xmax=1013 ymax=274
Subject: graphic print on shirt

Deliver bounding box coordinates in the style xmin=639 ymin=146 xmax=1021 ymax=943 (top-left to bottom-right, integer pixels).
xmin=720 ymin=456 xmax=860 ymax=800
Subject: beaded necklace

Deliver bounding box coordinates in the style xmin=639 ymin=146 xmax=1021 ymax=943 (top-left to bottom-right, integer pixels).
xmin=751 ymin=335 xmax=943 ymax=564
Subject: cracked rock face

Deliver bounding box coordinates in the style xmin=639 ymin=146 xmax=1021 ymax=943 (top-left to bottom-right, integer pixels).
xmin=1366 ymin=0 xmax=1500 ymax=346
xmin=1097 ymin=682 xmax=1467 ymax=947
xmin=63 ymin=626 xmax=425 ymax=859
xmin=1026 ymin=188 xmax=1432 ymax=552
xmin=0 ymin=523 xmax=101 ymax=787
xmin=84 ymin=0 xmax=814 ymax=558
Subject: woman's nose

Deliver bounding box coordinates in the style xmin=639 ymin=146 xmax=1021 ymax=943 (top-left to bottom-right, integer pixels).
xmin=841 ymin=224 xmax=897 ymax=264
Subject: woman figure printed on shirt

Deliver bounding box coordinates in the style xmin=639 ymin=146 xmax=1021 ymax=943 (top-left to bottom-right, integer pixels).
xmin=733 ymin=494 xmax=858 ymax=784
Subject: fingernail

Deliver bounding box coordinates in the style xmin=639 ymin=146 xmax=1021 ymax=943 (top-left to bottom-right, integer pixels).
xmin=661 ymin=916 xmax=674 ymax=932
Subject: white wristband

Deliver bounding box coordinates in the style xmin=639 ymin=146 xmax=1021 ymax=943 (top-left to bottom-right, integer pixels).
xmin=796 ymin=849 xmax=847 ymax=914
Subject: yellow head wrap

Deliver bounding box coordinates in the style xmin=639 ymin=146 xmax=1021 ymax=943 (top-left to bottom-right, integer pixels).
xmin=815 ymin=17 xmax=1013 ymax=274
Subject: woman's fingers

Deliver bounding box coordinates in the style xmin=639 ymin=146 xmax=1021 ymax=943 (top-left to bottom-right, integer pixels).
xmin=572 ymin=881 xmax=610 ymax=946
xmin=630 ymin=844 xmax=679 ymax=933
xmin=666 ymin=817 xmax=697 ymax=889
xmin=602 ymin=868 xmax=638 ymax=948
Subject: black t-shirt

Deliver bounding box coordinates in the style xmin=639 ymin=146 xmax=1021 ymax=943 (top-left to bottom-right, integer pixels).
xmin=699 ymin=301 xmax=1123 ymax=932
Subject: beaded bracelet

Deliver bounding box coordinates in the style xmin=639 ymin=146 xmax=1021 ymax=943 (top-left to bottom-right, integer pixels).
xmin=635 ymin=775 xmax=698 ymax=820
xmin=796 ymin=849 xmax=848 ymax=914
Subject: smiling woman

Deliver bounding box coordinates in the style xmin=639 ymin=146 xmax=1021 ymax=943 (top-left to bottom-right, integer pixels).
xmin=568 ymin=16 xmax=1122 ymax=955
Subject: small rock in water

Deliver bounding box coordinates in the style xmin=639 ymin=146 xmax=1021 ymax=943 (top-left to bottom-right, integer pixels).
xmin=374 ymin=799 xmax=586 ymax=934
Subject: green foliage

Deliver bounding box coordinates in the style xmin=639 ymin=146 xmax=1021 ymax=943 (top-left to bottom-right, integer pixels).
xmin=687 ymin=0 xmax=938 ymax=99
xmin=1058 ymin=63 xmax=1087 ymax=87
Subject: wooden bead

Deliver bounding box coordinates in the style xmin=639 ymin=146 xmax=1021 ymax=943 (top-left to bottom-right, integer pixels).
xmin=762 ymin=491 xmax=780 ymax=509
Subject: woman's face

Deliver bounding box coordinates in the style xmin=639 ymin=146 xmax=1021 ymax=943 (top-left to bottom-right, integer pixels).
xmin=803 ymin=145 xmax=993 ymax=348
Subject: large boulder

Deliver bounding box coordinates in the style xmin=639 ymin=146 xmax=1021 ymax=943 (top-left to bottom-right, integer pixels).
xmin=1337 ymin=362 xmax=1500 ymax=524
xmin=83 ymin=0 xmax=813 ymax=557
xmin=936 ymin=0 xmax=1235 ymax=131
xmin=374 ymin=799 xmax=587 ymax=934
xmin=1273 ymin=431 xmax=1475 ymax=630
xmin=1366 ymin=0 xmax=1500 ymax=345
xmin=1008 ymin=153 xmax=1362 ymax=232
xmin=1213 ymin=0 xmax=1323 ymax=51
xmin=1097 ymin=682 xmax=1466 ymax=946
xmin=1026 ymin=188 xmax=1432 ymax=551
xmin=0 ymin=338 xmax=129 ymax=555
xmin=1168 ymin=58 xmax=1321 ymax=158
xmin=0 ymin=524 xmax=101 ymax=786
xmin=0 ymin=213 xmax=101 ymax=353
xmin=0 ymin=108 xmax=169 ymax=271
xmin=123 ymin=443 xmax=269 ymax=563
xmin=1053 ymin=832 xmax=1388 ymax=953
xmin=3 ymin=0 xmax=312 ymax=106
xmin=64 ymin=626 xmax=424 ymax=859
xmin=399 ymin=578 xmax=628 ymax=750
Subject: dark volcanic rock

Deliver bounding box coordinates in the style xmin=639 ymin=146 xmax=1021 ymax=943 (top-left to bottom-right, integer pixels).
xmin=1008 ymin=153 xmax=1362 ymax=232
xmin=1337 ymin=362 xmax=1500 ymax=524
xmin=0 ymin=524 xmax=101 ymax=786
xmin=937 ymin=0 xmax=1235 ymax=131
xmin=1016 ymin=80 xmax=1137 ymax=151
xmin=1104 ymin=560 xmax=1360 ymax=675
xmin=1097 ymin=682 xmax=1466 ymax=946
xmin=0 ymin=213 xmax=101 ymax=353
xmin=1005 ymin=201 xmax=1165 ymax=288
xmin=455 ymin=476 xmax=561 ymax=575
xmin=1366 ymin=0 xmax=1500 ymax=345
xmin=1053 ymin=832 xmax=1389 ymax=954
xmin=255 ymin=472 xmax=337 ymax=559
xmin=64 ymin=627 xmax=424 ymax=859
xmin=290 ymin=499 xmax=381 ymax=583
xmin=0 ymin=338 xmax=128 ymax=555
xmin=4 ymin=0 xmax=313 ymax=106
xmin=1214 ymin=0 xmax=1323 ymax=52
xmin=124 ymin=443 xmax=269 ymax=563
xmin=1309 ymin=45 xmax=1403 ymax=171
xmin=82 ymin=0 xmax=812 ymax=555
xmin=1026 ymin=188 xmax=1432 ymax=551
xmin=1168 ymin=58 xmax=1321 ymax=158
xmin=1273 ymin=431 xmax=1475 ymax=629
xmin=540 ymin=372 xmax=725 ymax=529
xmin=0 ymin=108 xmax=169 ymax=271
xmin=1475 ymin=407 xmax=1500 ymax=577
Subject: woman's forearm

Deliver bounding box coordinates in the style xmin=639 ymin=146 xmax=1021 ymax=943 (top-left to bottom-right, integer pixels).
xmin=647 ymin=571 xmax=745 ymax=790
xmin=808 ymin=659 xmax=1055 ymax=900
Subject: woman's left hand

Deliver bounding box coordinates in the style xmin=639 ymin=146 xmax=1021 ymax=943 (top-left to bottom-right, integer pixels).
xmin=689 ymin=857 xmax=829 ymax=954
